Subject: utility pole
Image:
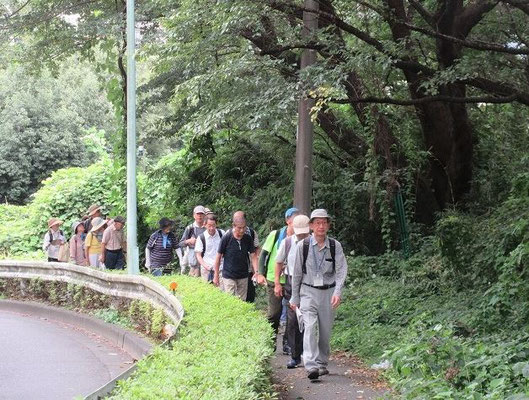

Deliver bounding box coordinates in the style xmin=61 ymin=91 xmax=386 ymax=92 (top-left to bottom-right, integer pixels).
xmin=126 ymin=0 xmax=139 ymax=274
xmin=293 ymin=0 xmax=319 ymax=216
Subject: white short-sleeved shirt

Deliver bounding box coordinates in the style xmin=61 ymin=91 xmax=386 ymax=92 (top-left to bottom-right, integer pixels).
xmin=195 ymin=229 xmax=225 ymax=269
xmin=275 ymin=235 xmax=299 ymax=276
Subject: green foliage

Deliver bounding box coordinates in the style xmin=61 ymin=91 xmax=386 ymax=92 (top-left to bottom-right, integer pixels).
xmin=0 ymin=61 xmax=114 ymax=203
xmin=110 ymin=275 xmax=275 ymax=400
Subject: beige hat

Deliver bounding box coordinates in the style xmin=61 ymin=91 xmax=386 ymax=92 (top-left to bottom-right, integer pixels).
xmin=310 ymin=209 xmax=331 ymax=222
xmin=193 ymin=205 xmax=206 ymax=214
xmin=87 ymin=204 xmax=102 ymax=217
xmin=90 ymin=217 xmax=107 ymax=232
xmin=293 ymin=215 xmax=310 ymax=235
xmin=48 ymin=218 xmax=63 ymax=229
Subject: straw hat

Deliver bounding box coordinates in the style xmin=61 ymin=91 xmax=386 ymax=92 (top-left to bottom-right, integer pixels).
xmin=87 ymin=204 xmax=102 ymax=217
xmin=48 ymin=218 xmax=63 ymax=229
xmin=90 ymin=217 xmax=107 ymax=232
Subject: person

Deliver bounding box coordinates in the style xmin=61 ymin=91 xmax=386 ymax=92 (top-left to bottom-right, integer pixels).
xmin=213 ymin=216 xmax=258 ymax=300
xmin=289 ymin=209 xmax=348 ymax=380
xmin=257 ymin=207 xmax=298 ymax=352
xmin=69 ymin=221 xmax=87 ymax=266
xmin=101 ymin=216 xmax=126 ymax=270
xmin=232 ymin=210 xmax=260 ymax=302
xmin=195 ymin=214 xmax=225 ymax=282
xmin=85 ymin=217 xmax=106 ymax=269
xmin=42 ymin=218 xmax=66 ymax=262
xmin=275 ymin=214 xmax=310 ymax=369
xmin=178 ymin=205 xmax=206 ymax=276
xmin=146 ymin=217 xmax=179 ymax=276
xmin=83 ymin=204 xmax=103 ymax=232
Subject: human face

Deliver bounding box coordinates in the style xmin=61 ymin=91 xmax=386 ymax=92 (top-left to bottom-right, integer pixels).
xmin=114 ymin=222 xmax=124 ymax=231
xmin=206 ymin=219 xmax=217 ymax=236
xmin=162 ymin=226 xmax=172 ymax=234
xmin=51 ymin=224 xmax=60 ymax=232
xmin=286 ymin=213 xmax=298 ymax=228
xmin=295 ymin=232 xmax=310 ymax=241
xmin=232 ymin=222 xmax=246 ymax=239
xmin=194 ymin=212 xmax=205 ymax=226
xmin=309 ymin=218 xmax=330 ymax=237
xmin=77 ymin=224 xmax=85 ymax=234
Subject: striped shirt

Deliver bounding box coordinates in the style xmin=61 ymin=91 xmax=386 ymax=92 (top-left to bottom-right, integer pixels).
xmin=147 ymin=230 xmax=178 ymax=267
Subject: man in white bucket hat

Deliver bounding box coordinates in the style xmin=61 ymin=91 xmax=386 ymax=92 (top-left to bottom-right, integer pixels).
xmin=289 ymin=209 xmax=348 ymax=380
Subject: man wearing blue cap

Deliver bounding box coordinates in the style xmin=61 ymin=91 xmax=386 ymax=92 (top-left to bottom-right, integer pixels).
xmin=257 ymin=207 xmax=299 ymax=351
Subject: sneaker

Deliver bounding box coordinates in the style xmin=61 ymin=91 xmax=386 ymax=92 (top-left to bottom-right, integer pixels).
xmin=282 ymin=343 xmax=291 ymax=355
xmin=318 ymin=367 xmax=329 ymax=376
xmin=307 ymin=368 xmax=319 ymax=380
xmin=287 ymin=358 xmax=301 ymax=369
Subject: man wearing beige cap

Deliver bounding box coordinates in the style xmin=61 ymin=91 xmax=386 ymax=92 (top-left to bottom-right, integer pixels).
xmin=290 ymin=209 xmax=348 ymax=380
xmin=42 ymin=218 xmax=66 ymax=262
xmin=178 ymin=205 xmax=206 ymax=276
xmin=275 ymin=214 xmax=310 ymax=369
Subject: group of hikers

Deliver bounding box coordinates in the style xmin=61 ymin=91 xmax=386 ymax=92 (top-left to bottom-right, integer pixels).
xmin=42 ymin=204 xmax=348 ymax=381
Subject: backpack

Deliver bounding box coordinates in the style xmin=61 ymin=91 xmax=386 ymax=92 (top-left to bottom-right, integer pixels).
xmin=48 ymin=230 xmax=69 ymax=262
xmin=302 ymin=237 xmax=336 ymax=274
xmin=199 ymin=229 xmax=223 ymax=257
xmin=262 ymin=229 xmax=282 ymax=270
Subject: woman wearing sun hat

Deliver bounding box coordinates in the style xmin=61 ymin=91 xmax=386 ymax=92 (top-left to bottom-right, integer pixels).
xmin=84 ymin=217 xmax=107 ymax=269
xmin=42 ymin=218 xmax=66 ymax=262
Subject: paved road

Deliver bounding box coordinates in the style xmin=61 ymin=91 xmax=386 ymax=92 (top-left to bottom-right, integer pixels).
xmin=0 ymin=310 xmax=134 ymax=400
xmin=272 ymin=330 xmax=390 ymax=400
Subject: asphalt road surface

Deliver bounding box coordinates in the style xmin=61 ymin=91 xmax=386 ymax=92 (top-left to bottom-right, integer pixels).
xmin=0 ymin=310 xmax=134 ymax=400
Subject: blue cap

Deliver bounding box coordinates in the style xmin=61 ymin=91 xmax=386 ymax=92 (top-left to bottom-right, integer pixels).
xmin=285 ymin=207 xmax=299 ymax=218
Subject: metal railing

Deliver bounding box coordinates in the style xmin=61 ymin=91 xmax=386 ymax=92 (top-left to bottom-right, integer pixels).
xmin=0 ymin=260 xmax=184 ymax=327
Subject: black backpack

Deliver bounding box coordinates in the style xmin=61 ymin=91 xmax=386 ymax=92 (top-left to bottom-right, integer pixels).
xmin=199 ymin=229 xmax=223 ymax=257
xmin=302 ymin=237 xmax=336 ymax=273
xmin=48 ymin=230 xmax=64 ymax=243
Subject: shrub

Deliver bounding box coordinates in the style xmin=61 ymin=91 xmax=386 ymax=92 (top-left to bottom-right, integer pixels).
xmin=110 ymin=275 xmax=275 ymax=400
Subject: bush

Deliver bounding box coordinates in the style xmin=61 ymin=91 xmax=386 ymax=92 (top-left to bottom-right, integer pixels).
xmin=109 ymin=275 xmax=275 ymax=400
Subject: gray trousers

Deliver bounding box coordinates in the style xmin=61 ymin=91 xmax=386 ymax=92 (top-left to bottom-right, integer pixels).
xmin=300 ymin=284 xmax=335 ymax=371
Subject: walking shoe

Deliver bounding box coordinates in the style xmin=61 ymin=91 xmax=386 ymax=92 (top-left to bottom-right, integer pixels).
xmin=287 ymin=358 xmax=301 ymax=369
xmin=307 ymin=368 xmax=319 ymax=380
xmin=318 ymin=367 xmax=329 ymax=376
xmin=282 ymin=343 xmax=291 ymax=355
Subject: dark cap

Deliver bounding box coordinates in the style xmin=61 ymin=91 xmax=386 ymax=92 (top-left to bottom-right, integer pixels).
xmin=113 ymin=216 xmax=126 ymax=224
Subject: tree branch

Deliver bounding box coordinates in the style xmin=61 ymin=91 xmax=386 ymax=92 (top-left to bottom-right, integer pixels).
xmin=327 ymin=94 xmax=519 ymax=105
xmin=404 ymin=21 xmax=529 ymax=54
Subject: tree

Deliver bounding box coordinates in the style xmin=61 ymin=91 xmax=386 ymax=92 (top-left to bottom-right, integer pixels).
xmin=0 ymin=61 xmax=114 ymax=203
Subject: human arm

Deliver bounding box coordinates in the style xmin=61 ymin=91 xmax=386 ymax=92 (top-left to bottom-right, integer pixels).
xmin=213 ymin=252 xmax=222 ymax=286
xmin=331 ymin=241 xmax=348 ymax=309
xmin=85 ymin=234 xmax=91 ymax=262
xmin=289 ymin=242 xmax=304 ymax=308
xmin=69 ymin=237 xmax=76 ymax=263
xmin=273 ymin=240 xmax=288 ymax=297
xmin=42 ymin=232 xmax=51 ymax=251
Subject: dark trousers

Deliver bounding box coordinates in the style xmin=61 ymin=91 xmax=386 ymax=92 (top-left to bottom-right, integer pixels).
xmin=284 ymin=275 xmax=303 ymax=360
xmin=266 ymin=281 xmax=283 ymax=334
xmin=105 ymin=249 xmax=125 ymax=269
xmin=48 ymin=257 xmax=58 ymax=262
xmin=245 ymin=271 xmax=256 ymax=303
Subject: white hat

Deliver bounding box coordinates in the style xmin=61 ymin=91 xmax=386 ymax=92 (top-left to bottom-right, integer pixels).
xmin=193 ymin=205 xmax=206 ymax=214
xmin=90 ymin=217 xmax=107 ymax=232
xmin=310 ymin=209 xmax=331 ymax=222
xmin=293 ymin=215 xmax=310 ymax=235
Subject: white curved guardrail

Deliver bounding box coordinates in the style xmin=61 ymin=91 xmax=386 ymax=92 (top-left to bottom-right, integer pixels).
xmin=0 ymin=260 xmax=184 ymax=328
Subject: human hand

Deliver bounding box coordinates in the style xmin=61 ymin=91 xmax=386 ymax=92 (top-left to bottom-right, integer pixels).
xmin=187 ymin=237 xmax=196 ymax=246
xmin=331 ymin=296 xmax=341 ymax=309
xmin=289 ymin=302 xmax=298 ymax=311
xmin=256 ymin=274 xmax=267 ymax=286
xmin=274 ymin=283 xmax=282 ymax=298
xmin=213 ymin=273 xmax=220 ymax=287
